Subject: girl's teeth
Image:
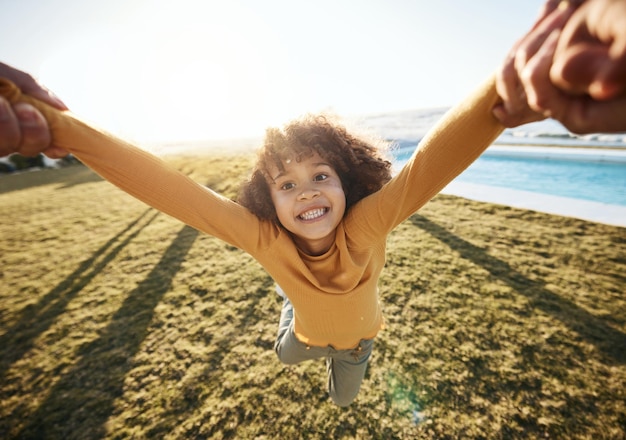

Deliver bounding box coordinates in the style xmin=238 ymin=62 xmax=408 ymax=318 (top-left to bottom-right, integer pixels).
xmin=300 ymin=208 xmax=325 ymax=220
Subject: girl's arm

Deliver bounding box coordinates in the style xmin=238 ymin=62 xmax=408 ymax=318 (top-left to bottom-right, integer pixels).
xmin=0 ymin=78 xmax=264 ymax=250
xmin=348 ymin=75 xmax=504 ymax=235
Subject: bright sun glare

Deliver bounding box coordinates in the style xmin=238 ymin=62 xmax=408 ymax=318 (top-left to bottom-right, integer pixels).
xmin=38 ymin=1 xmax=295 ymax=145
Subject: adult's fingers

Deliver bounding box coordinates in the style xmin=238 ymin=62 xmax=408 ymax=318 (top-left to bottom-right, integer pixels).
xmin=0 ymin=62 xmax=68 ymax=111
xmin=551 ymin=0 xmax=626 ymax=100
xmin=552 ymin=39 xmax=626 ymax=101
xmin=521 ymin=29 xmax=626 ymax=134
xmin=520 ymin=30 xmax=564 ymax=115
xmin=495 ymin=45 xmax=528 ymax=118
xmin=494 ymin=3 xmax=576 ymax=127
xmin=23 ymin=85 xmax=68 ymax=111
xmin=0 ymin=96 xmax=20 ymax=157
xmin=12 ymin=102 xmax=52 ymax=157
xmin=514 ymin=5 xmax=575 ymax=74
xmin=550 ymin=43 xmax=616 ymax=97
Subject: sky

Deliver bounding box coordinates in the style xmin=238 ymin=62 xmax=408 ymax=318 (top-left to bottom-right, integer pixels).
xmin=2 ymin=0 xmax=545 ymax=144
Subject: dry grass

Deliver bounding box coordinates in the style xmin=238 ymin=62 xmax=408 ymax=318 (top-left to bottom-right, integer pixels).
xmin=1 ymin=152 xmax=625 ymax=439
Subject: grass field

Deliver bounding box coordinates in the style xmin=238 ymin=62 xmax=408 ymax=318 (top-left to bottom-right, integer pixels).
xmin=1 ymin=153 xmax=625 ymax=439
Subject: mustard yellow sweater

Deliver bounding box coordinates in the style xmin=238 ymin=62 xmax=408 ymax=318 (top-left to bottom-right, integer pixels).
xmin=0 ymin=77 xmax=503 ymax=349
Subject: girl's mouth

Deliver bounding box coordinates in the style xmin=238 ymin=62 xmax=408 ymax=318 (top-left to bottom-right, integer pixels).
xmin=298 ymin=208 xmax=328 ymax=221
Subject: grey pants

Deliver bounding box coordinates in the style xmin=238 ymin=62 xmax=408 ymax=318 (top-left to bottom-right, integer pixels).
xmin=274 ymin=292 xmax=374 ymax=407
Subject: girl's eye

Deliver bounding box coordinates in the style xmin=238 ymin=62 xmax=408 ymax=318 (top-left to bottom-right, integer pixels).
xmin=280 ymin=182 xmax=295 ymax=191
xmin=314 ymin=173 xmax=328 ymax=182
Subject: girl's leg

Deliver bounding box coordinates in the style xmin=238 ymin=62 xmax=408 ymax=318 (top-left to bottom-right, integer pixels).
xmin=274 ymin=286 xmax=324 ymax=365
xmin=274 ymin=285 xmax=373 ymax=406
xmin=326 ymin=339 xmax=374 ymax=407
xmin=274 ymin=287 xmax=293 ymax=352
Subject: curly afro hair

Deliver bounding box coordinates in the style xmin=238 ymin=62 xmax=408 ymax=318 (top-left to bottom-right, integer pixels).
xmin=238 ymin=113 xmax=393 ymax=224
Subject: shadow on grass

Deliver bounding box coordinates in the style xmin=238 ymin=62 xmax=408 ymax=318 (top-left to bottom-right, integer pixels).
xmin=0 ymin=165 xmax=102 ymax=194
xmin=16 ymin=224 xmax=199 ymax=440
xmin=0 ymin=208 xmax=159 ymax=381
xmin=411 ymin=214 xmax=626 ymax=365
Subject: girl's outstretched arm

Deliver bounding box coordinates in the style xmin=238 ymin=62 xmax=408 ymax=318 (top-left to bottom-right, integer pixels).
xmin=348 ymin=75 xmax=506 ymax=235
xmin=0 ymin=78 xmax=261 ymax=248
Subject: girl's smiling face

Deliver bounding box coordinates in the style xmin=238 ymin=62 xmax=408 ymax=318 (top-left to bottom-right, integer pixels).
xmin=267 ymin=152 xmax=346 ymax=256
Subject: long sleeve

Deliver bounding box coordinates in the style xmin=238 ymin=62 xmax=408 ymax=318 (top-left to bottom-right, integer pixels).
xmin=346 ymin=75 xmax=504 ymax=239
xmin=0 ymin=78 xmax=268 ymax=252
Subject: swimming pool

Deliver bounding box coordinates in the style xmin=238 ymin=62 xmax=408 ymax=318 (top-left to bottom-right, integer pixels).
xmin=393 ymin=146 xmax=626 ymax=207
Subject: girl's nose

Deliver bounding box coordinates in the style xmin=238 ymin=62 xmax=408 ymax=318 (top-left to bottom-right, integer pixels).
xmin=298 ymin=188 xmax=320 ymax=200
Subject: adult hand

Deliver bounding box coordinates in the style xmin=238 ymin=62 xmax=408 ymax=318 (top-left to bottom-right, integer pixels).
xmin=517 ymin=19 xmax=626 ymax=134
xmin=550 ymin=0 xmax=626 ymax=100
xmin=494 ymin=0 xmax=626 ymax=134
xmin=493 ymin=0 xmax=580 ymax=128
xmin=0 ymin=62 xmax=69 ymax=158
xmin=531 ymin=0 xmax=626 ymax=133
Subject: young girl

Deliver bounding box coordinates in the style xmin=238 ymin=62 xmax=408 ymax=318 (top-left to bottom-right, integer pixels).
xmin=0 ymin=75 xmax=505 ymax=406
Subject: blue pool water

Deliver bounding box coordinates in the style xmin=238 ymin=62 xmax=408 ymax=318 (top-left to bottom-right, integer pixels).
xmin=457 ymin=156 xmax=626 ymax=206
xmin=393 ymin=150 xmax=626 ymax=207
